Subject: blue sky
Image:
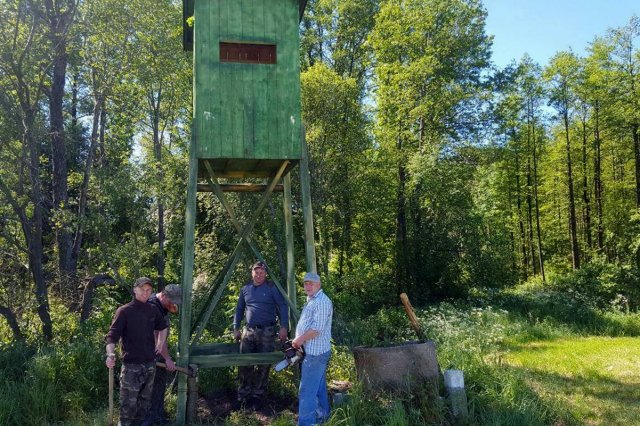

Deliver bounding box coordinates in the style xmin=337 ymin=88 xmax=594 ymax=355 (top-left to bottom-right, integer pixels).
xmin=483 ymin=0 xmax=639 ymax=68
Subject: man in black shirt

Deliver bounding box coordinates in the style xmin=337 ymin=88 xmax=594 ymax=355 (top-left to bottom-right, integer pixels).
xmin=105 ymin=277 xmax=167 ymax=426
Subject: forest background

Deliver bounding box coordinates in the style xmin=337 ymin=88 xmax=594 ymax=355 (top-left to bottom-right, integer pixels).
xmin=0 ymin=0 xmax=639 ymax=424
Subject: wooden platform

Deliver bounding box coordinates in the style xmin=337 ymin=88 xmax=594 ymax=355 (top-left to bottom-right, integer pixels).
xmin=190 ymin=342 xmax=283 ymax=368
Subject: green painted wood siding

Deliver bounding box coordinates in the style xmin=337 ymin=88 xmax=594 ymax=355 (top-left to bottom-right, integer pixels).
xmin=193 ymin=0 xmax=302 ymax=162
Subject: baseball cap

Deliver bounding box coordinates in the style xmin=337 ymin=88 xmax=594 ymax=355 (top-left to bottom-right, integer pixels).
xmin=303 ymin=272 xmax=321 ymax=283
xmin=134 ymin=276 xmax=153 ymax=288
xmin=252 ymin=261 xmax=266 ymax=270
xmin=162 ymin=284 xmax=182 ymax=305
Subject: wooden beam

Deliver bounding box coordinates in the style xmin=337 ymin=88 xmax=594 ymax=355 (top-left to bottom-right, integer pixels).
xmin=202 ymin=161 xmax=300 ymax=322
xmin=176 ymin=130 xmax=199 ymax=424
xmin=191 ymin=352 xmax=283 ymax=368
xmin=284 ymin=173 xmax=297 ymax=333
xmin=191 ymin=161 xmax=293 ymax=344
xmin=300 ymin=130 xmax=317 ymax=273
xmin=197 ymin=183 xmax=284 ymax=192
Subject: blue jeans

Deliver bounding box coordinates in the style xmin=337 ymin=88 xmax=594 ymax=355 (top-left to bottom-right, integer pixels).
xmin=298 ymin=350 xmax=331 ymax=426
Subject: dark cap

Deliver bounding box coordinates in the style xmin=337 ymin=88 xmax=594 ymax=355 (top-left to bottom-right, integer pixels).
xmin=252 ymin=261 xmax=266 ymax=270
xmin=162 ymin=284 xmax=182 ymax=305
xmin=134 ymin=276 xmax=153 ymax=288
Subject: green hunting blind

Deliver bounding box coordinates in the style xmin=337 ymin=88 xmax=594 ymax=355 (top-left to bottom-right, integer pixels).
xmin=185 ymin=0 xmax=306 ymax=176
xmin=175 ymin=1 xmax=313 ymax=423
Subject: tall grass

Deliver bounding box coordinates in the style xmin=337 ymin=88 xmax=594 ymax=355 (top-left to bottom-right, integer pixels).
xmin=1 ymin=282 xmax=638 ymax=425
xmin=325 ymin=285 xmax=640 ymax=426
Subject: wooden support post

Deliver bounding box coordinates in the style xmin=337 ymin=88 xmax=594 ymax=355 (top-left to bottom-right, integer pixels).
xmin=186 ymin=364 xmax=198 ymax=423
xmin=176 ymin=131 xmax=198 ymax=425
xmin=197 ymin=161 xmax=299 ymax=324
xmin=283 ymin=173 xmax=297 ymax=332
xmin=192 ymin=161 xmax=298 ymax=344
xmin=300 ymin=131 xmax=317 ymax=273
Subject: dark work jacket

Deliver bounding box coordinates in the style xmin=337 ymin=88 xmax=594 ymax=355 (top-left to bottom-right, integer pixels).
xmin=233 ymin=281 xmax=289 ymax=330
xmin=148 ymin=294 xmax=170 ymax=330
xmin=106 ymin=298 xmax=167 ymax=364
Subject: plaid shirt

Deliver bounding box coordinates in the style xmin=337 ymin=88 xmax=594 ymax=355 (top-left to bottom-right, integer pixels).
xmin=295 ymin=289 xmax=333 ymax=355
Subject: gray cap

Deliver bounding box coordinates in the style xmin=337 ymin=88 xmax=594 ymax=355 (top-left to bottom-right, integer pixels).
xmin=134 ymin=277 xmax=153 ymax=288
xmin=162 ymin=284 xmax=182 ymax=305
xmin=303 ymin=272 xmax=321 ymax=283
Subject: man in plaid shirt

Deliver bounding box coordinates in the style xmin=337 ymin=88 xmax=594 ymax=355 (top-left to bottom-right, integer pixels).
xmin=292 ymin=272 xmax=333 ymax=426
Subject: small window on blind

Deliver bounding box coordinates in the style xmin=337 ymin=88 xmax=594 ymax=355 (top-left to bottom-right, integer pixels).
xmin=220 ymin=42 xmax=276 ymax=64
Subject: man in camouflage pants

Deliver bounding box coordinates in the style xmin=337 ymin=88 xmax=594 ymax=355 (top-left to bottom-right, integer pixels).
xmin=233 ymin=261 xmax=289 ymax=410
xmin=106 ymin=277 xmax=167 ymax=426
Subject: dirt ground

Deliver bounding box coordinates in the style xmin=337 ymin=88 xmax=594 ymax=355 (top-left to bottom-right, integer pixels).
xmin=196 ymin=388 xmax=298 ymax=425
xmin=195 ymin=381 xmax=352 ymax=425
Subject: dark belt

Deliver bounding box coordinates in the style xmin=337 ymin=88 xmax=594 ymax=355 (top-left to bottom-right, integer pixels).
xmin=246 ymin=323 xmax=275 ymax=330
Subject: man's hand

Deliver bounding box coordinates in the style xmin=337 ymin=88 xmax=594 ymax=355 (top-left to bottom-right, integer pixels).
xmin=291 ymin=336 xmax=303 ymax=349
xmin=105 ymin=356 xmax=116 ymax=369
xmin=278 ymin=326 xmax=288 ymax=342
xmin=233 ymin=329 xmax=241 ymax=341
xmin=164 ymin=358 xmax=177 ymax=372
xmin=105 ymin=343 xmax=116 ymax=369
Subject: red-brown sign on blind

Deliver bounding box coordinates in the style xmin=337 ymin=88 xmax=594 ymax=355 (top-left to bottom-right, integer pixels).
xmin=220 ymin=42 xmax=277 ymax=64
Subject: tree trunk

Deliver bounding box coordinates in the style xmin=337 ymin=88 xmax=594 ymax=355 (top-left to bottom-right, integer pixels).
xmin=514 ymin=147 xmax=528 ymax=278
xmin=0 ymin=305 xmax=23 ymax=341
xmin=48 ymin=8 xmax=74 ymax=291
xmin=633 ymin=122 xmax=640 ymax=208
xmin=526 ymin=125 xmax=536 ymax=276
xmin=73 ymin=92 xmax=104 ymax=265
xmin=80 ymin=274 xmax=115 ymax=322
xmin=268 ymin=200 xmax=287 ymax=281
xmin=150 ymin=90 xmax=166 ymax=290
xmin=593 ymin=100 xmax=604 ymax=251
xmin=563 ymin=109 xmax=580 ymax=269
xmin=530 ymin=106 xmax=545 ymax=282
xmin=396 ymin=132 xmax=408 ymax=295
xmin=24 ymin=111 xmax=53 ymax=341
xmin=338 ymin=163 xmax=353 ymax=277
xmin=581 ymin=115 xmax=592 ymax=252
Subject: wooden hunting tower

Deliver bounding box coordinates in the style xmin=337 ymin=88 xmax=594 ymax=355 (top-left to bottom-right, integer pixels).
xmin=176 ymin=1 xmax=312 ymax=423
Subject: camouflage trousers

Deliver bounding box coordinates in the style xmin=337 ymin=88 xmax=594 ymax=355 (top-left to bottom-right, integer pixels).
xmin=238 ymin=326 xmax=277 ymax=401
xmin=119 ymin=362 xmax=156 ymax=426
xmin=141 ymin=355 xmax=168 ymax=426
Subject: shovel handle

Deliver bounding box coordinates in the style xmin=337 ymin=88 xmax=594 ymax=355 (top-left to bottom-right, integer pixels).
xmin=108 ymin=366 xmax=114 ymax=426
xmin=400 ymin=293 xmax=424 ymax=339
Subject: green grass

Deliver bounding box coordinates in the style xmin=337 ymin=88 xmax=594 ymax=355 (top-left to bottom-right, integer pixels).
xmin=505 ymin=337 xmax=640 ymax=426
xmin=3 ymin=287 xmax=639 ymax=425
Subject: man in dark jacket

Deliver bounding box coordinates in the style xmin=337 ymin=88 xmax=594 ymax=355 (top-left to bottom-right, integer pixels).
xmin=233 ymin=261 xmax=289 ymax=409
xmin=105 ymin=277 xmax=167 ymax=426
xmin=142 ymin=284 xmax=182 ymax=426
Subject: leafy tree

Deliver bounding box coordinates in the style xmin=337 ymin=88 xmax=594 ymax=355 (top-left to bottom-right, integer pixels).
xmin=545 ymin=51 xmax=582 ymax=270
xmin=370 ymin=0 xmax=491 ymax=297
xmin=608 ymin=15 xmax=640 ymax=208
xmin=0 ymin=0 xmax=57 ymax=340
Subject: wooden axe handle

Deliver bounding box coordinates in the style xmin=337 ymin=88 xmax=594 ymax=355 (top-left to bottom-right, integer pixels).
xmin=400 ymin=293 xmax=424 ymax=339
xmin=156 ymin=361 xmax=193 ymax=377
xmin=108 ymin=367 xmax=114 ymax=426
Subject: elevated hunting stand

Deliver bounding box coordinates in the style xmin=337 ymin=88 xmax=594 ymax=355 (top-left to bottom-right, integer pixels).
xmin=176 ymin=1 xmax=311 ymax=423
